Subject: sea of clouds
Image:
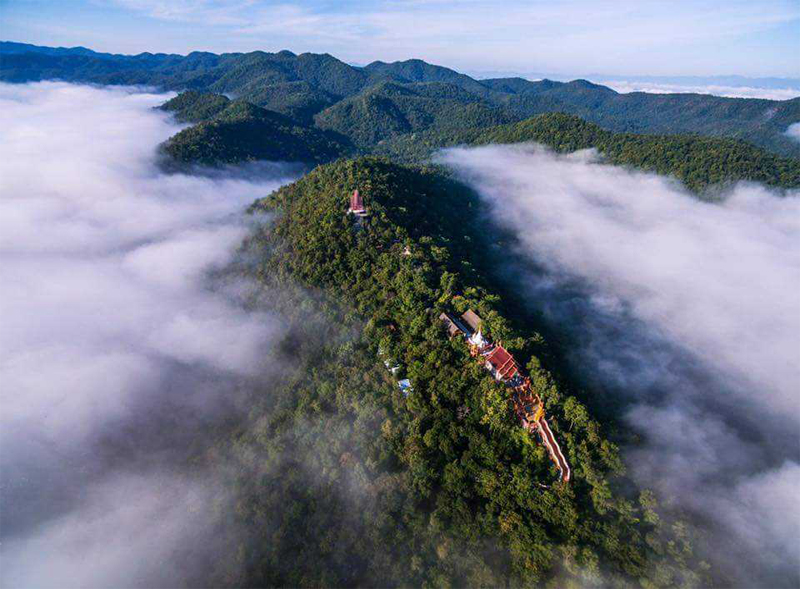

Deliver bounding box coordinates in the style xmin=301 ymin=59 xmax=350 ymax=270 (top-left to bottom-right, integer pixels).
xmin=595 ymin=80 xmax=800 ymax=100
xmin=0 ymin=82 xmax=297 ymax=588
xmin=438 ymin=144 xmax=800 ymax=587
xmin=3 ymin=79 xmax=798 ymax=588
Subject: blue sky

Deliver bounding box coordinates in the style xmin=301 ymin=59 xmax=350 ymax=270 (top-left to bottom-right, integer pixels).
xmin=3 ymin=0 xmax=799 ymax=77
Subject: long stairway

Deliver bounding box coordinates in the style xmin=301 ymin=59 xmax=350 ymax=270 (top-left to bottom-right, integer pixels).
xmin=535 ymin=417 xmax=571 ymax=482
xmin=441 ymin=310 xmax=572 ymax=483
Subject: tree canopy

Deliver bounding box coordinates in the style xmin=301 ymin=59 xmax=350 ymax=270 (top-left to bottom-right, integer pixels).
xmin=4 ymin=41 xmax=798 ymax=158
xmin=200 ymin=157 xmax=713 ymax=587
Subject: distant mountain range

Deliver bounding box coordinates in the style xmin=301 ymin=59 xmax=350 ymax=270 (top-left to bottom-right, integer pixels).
xmin=153 ymin=85 xmax=800 ymax=191
xmin=466 ymin=70 xmax=800 ymax=91
xmin=2 ymin=41 xmax=799 ymax=159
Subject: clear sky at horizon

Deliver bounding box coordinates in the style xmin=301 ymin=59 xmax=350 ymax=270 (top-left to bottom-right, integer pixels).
xmin=3 ymin=0 xmax=799 ymax=78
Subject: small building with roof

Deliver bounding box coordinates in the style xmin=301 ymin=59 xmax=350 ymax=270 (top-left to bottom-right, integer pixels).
xmin=348 ymin=189 xmax=369 ymax=217
xmin=460 ymin=309 xmax=482 ymax=333
xmin=468 ymin=327 xmax=488 ymax=349
xmin=439 ymin=312 xmax=470 ymax=338
xmin=484 ymin=345 xmax=521 ymax=382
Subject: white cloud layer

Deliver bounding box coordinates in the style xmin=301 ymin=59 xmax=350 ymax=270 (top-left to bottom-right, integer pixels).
xmin=0 ymin=82 xmax=296 ymax=588
xmin=786 ymin=122 xmax=800 ymax=141
xmin=439 ymin=144 xmax=800 ymax=586
xmin=596 ymin=80 xmax=800 ymax=100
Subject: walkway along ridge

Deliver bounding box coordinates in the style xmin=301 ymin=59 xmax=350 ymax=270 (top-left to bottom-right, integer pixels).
xmin=440 ymin=311 xmax=571 ymax=482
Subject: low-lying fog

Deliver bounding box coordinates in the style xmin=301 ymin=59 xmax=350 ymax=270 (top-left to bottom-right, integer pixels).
xmin=596 ymin=80 xmax=800 ymax=100
xmin=3 ymin=81 xmax=797 ymax=588
xmin=439 ymin=145 xmax=800 ymax=587
xmin=0 ymin=82 xmax=297 ymax=587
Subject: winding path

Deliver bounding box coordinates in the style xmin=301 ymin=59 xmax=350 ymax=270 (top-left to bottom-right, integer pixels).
xmin=535 ymin=417 xmax=571 ymax=482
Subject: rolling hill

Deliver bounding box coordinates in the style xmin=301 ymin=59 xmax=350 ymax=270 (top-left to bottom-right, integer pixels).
xmin=159 ymin=97 xmax=352 ymax=166
xmin=3 ymin=41 xmax=798 ymax=158
xmin=313 ymin=80 xmax=513 ymax=147
xmin=377 ymin=113 xmax=800 ymax=192
xmin=157 ymin=89 xmax=800 ymax=192
xmin=221 ymin=155 xmax=710 ymax=587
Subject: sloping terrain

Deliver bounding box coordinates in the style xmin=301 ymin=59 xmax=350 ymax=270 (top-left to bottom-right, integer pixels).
xmin=160 ymin=98 xmax=352 ymax=165
xmin=221 ymin=156 xmax=709 ymax=587
xmin=156 ymin=89 xmax=799 ymax=192
xmin=313 ymin=81 xmax=513 ymax=146
xmin=3 ymin=42 xmax=798 ymax=157
xmin=159 ymin=90 xmax=230 ymax=123
xmin=377 ymin=113 xmax=800 ymax=192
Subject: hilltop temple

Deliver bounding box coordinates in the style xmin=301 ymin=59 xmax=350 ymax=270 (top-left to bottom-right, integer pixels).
xmin=348 ymin=189 xmax=368 ymax=216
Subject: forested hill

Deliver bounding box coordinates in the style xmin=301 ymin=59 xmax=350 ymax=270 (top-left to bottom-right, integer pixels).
xmin=377 ymin=113 xmax=800 ymax=192
xmin=158 ymin=93 xmax=351 ymax=166
xmin=219 ymin=156 xmax=709 ymax=586
xmin=157 ymin=90 xmax=800 ymax=192
xmin=3 ymin=41 xmax=798 ymax=157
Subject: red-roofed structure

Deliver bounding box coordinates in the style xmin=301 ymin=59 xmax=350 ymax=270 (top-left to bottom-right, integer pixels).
xmin=348 ymin=189 xmax=368 ymax=216
xmin=438 ymin=306 xmax=571 ymax=482
xmin=484 ymin=345 xmax=520 ymax=381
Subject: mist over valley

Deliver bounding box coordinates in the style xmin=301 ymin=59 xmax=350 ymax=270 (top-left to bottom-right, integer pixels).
xmin=0 ymin=8 xmax=798 ymax=586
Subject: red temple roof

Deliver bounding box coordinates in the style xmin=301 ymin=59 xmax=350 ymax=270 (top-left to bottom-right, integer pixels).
xmin=350 ymin=189 xmax=365 ymax=213
xmin=485 ymin=345 xmax=520 ymax=380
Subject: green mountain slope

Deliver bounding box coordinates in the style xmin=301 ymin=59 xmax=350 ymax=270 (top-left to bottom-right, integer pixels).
xmin=202 ymin=50 xmax=381 ymax=100
xmin=159 ymin=90 xmax=230 ymax=123
xmin=377 ymin=113 xmax=800 ymax=192
xmin=239 ymin=80 xmax=338 ymax=124
xmin=3 ymin=42 xmax=798 ymax=157
xmin=160 ymin=98 xmax=353 ymax=165
xmin=157 ymin=88 xmax=799 ymax=192
xmin=314 ymin=81 xmax=513 ymax=147
xmin=363 ymin=58 xmax=495 ymax=99
xmin=361 ymin=60 xmax=800 ymax=157
xmin=226 ymin=156 xmax=709 ymax=587
xmin=496 ymin=83 xmax=800 ymax=159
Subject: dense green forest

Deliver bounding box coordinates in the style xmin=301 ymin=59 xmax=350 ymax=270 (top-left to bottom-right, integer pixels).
xmin=157 ymin=90 xmax=800 ymax=192
xmin=313 ymin=81 xmax=514 ymax=147
xmin=200 ymin=157 xmax=711 ymax=587
xmin=377 ymin=113 xmax=800 ymax=192
xmin=3 ymin=41 xmax=799 ymax=157
xmin=4 ymin=41 xmax=795 ymax=587
xmin=159 ymin=90 xmax=230 ymax=123
xmin=159 ymin=95 xmax=351 ymax=166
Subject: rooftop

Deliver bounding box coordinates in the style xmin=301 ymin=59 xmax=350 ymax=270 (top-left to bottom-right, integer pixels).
xmin=485 ymin=345 xmax=520 ymax=380
xmin=460 ymin=309 xmax=482 ymax=332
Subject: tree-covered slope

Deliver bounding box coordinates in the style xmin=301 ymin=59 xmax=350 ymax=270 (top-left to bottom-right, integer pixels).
xmin=239 ymin=80 xmax=339 ymax=124
xmin=377 ymin=113 xmax=800 ymax=192
xmin=3 ymin=42 xmax=798 ymax=157
xmin=159 ymin=98 xmax=353 ymax=165
xmin=229 ymin=156 xmax=709 ymax=587
xmin=157 ymin=87 xmax=799 ymax=191
xmin=0 ymin=40 xmax=99 ymax=57
xmin=360 ymin=60 xmax=800 ymax=158
xmin=0 ymin=45 xmax=385 ymax=109
xmin=314 ymin=81 xmax=513 ymax=147
xmin=159 ymin=90 xmax=230 ymax=123
xmin=495 ymin=83 xmax=800 ymax=159
xmin=363 ymin=58 xmax=495 ymax=99
xmin=203 ymin=50 xmax=381 ymax=100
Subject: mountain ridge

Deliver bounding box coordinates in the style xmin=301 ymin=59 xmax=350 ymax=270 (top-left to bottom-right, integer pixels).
xmin=159 ymin=96 xmax=352 ymax=166
xmin=2 ymin=41 xmax=798 ymax=158
xmin=225 ymin=154 xmax=710 ymax=587
xmin=156 ymin=88 xmax=800 ymax=192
